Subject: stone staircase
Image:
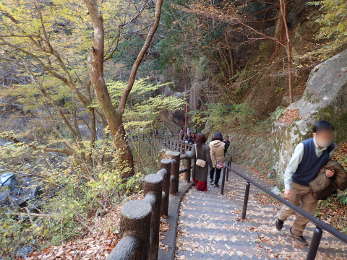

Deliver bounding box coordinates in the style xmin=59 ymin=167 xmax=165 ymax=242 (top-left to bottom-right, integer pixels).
xmin=175 ymin=172 xmax=347 ymax=260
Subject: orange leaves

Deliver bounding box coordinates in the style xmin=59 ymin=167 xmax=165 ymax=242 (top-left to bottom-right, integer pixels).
xmin=332 ymin=142 xmax=347 ymax=170
xmin=278 ymin=109 xmax=301 ymax=124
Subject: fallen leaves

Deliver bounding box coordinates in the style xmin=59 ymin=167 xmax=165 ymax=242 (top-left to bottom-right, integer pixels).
xmin=332 ymin=142 xmax=347 ymax=170
xmin=159 ymin=217 xmax=170 ymax=251
xmin=278 ymin=109 xmax=301 ymax=124
xmin=26 ymin=193 xmax=144 ymax=259
xmin=175 ymin=172 xmax=347 ymax=259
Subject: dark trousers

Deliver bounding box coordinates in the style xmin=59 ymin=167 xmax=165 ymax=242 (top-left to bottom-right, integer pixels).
xmin=210 ymin=167 xmax=222 ymax=185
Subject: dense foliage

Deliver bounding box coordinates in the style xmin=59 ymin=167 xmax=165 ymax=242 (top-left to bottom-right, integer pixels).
xmin=0 ymin=0 xmax=183 ymax=257
xmin=0 ymin=0 xmax=346 ymax=257
xmin=309 ymin=0 xmax=347 ymax=55
xmin=0 ymin=135 xmax=147 ymax=256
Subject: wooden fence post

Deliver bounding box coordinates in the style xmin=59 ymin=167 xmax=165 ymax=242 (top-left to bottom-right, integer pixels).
xmin=160 ymin=160 xmax=171 ymax=216
xmin=165 ymin=151 xmax=180 ymax=195
xmin=144 ymin=173 xmax=163 ymax=260
xmin=107 ymin=200 xmax=151 ymax=260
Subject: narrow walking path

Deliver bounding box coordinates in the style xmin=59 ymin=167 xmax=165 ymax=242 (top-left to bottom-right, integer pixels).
xmin=175 ymin=169 xmax=347 ymax=260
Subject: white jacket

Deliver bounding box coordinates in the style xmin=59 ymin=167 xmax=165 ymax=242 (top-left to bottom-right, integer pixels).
xmin=209 ymin=140 xmax=225 ymax=168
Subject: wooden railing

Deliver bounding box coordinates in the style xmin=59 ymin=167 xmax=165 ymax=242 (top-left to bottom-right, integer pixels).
xmin=162 ymin=137 xmax=193 ymax=153
xmin=107 ymin=140 xmax=193 ymax=260
xmin=115 ymin=137 xmax=347 ymax=260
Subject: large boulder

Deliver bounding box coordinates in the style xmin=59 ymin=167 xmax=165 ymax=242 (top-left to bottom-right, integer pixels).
xmin=273 ymin=49 xmax=347 ymax=179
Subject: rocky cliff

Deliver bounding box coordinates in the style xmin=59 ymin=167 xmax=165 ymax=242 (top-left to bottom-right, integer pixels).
xmin=225 ymin=49 xmax=347 ymax=185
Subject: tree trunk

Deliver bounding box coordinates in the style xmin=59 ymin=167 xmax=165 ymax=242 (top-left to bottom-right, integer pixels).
xmin=84 ymin=0 xmax=164 ymax=177
xmin=84 ymin=0 xmax=134 ymax=177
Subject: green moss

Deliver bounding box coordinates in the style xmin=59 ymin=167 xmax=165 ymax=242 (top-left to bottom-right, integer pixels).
xmin=317 ymin=107 xmax=347 ymax=143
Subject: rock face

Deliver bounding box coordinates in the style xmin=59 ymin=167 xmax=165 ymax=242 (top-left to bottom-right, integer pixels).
xmin=273 ymin=49 xmax=347 ymax=179
xmin=225 ymin=49 xmax=347 ymax=186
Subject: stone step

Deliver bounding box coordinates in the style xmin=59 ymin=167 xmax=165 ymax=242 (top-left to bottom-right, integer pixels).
xmin=180 ymin=208 xmax=236 ymax=219
xmin=175 ymin=173 xmax=347 ymax=260
xmin=176 ymin=250 xmax=266 ymax=260
xmin=182 ymin=200 xmax=236 ymax=210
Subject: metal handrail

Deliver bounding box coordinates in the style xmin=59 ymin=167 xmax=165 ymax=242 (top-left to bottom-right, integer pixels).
xmin=164 ymin=138 xmax=347 ymax=259
xmin=224 ymin=161 xmax=347 ymax=260
xmin=227 ymin=162 xmax=347 ymax=242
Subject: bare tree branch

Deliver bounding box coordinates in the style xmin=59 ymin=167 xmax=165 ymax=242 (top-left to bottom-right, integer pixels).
xmin=170 ymin=3 xmax=286 ymax=48
xmin=118 ymin=0 xmax=164 ymax=113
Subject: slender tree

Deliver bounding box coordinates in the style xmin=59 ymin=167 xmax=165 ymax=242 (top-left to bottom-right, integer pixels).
xmin=83 ymin=0 xmax=164 ymax=177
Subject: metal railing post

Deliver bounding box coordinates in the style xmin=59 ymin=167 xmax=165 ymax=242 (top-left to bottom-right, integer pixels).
xmin=221 ymin=167 xmax=226 ymax=195
xmin=241 ymin=181 xmax=250 ymax=220
xmin=307 ymin=226 xmax=323 ymax=260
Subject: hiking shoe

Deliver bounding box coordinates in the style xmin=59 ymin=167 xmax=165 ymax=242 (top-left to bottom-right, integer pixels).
xmin=275 ymin=219 xmax=284 ymax=231
xmin=214 ymin=183 xmax=219 ymax=188
xmin=290 ymin=228 xmax=308 ymax=247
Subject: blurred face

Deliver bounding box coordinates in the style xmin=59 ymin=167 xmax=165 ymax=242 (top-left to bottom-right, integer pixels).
xmin=313 ymin=130 xmax=334 ymax=148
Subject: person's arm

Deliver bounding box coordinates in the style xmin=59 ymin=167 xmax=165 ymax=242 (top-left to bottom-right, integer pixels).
xmin=329 ymin=145 xmax=336 ymax=158
xmin=284 ymin=143 xmax=304 ymax=191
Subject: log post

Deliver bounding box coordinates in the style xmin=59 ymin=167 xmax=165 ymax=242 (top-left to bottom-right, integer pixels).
xmin=160 ymin=160 xmax=172 ymax=216
xmin=107 ymin=200 xmax=151 ymax=260
xmin=165 ymin=151 xmax=180 ymax=195
xmin=144 ymin=173 xmax=163 ymax=260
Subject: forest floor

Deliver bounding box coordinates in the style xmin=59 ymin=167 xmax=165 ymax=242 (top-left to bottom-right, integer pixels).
xmin=26 ymin=193 xmax=144 ymax=260
xmin=24 ymin=188 xmax=171 ymax=260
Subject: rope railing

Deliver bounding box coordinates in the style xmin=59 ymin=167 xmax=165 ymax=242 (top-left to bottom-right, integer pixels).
xmin=222 ymin=161 xmax=347 ymax=260
xmin=107 ymin=140 xmax=193 ymax=260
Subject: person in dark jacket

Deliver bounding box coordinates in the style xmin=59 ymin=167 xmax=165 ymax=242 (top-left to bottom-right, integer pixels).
xmin=223 ymin=136 xmax=230 ymax=155
xmin=187 ymin=133 xmax=194 ymax=144
xmin=192 ymin=133 xmax=210 ymax=191
xmin=275 ymin=120 xmax=336 ymax=246
xmin=179 ymin=127 xmax=184 ymax=141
